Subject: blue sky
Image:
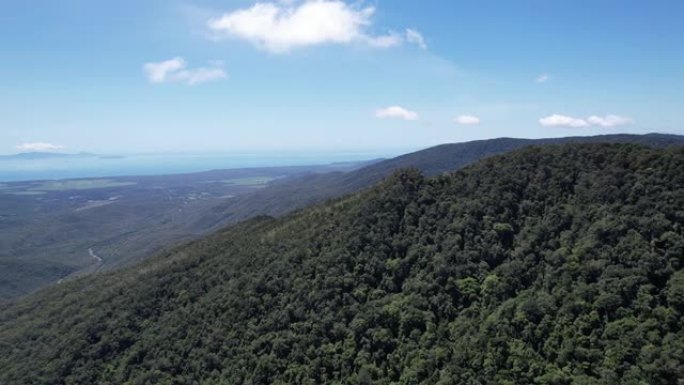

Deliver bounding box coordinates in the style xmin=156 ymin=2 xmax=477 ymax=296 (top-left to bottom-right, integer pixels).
xmin=1 ymin=0 xmax=683 ymax=155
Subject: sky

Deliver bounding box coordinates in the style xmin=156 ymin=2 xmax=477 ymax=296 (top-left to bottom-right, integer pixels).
xmin=1 ymin=0 xmax=683 ymax=155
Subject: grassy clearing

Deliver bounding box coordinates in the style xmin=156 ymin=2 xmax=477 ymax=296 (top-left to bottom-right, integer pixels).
xmin=75 ymin=200 xmax=117 ymax=212
xmin=221 ymin=176 xmax=280 ymax=186
xmin=11 ymin=191 xmax=46 ymax=196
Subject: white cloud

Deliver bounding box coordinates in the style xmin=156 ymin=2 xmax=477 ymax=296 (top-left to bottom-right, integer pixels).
xmin=375 ymin=106 xmax=419 ymax=121
xmin=587 ymin=114 xmax=634 ymax=127
xmin=539 ymin=114 xmax=589 ymax=128
xmin=365 ymin=29 xmax=427 ymax=49
xmin=143 ymin=57 xmax=227 ymax=85
xmin=207 ymin=1 xmax=426 ymax=53
xmin=364 ymin=32 xmax=403 ymax=48
xmin=536 ymin=73 xmax=550 ymax=83
xmin=143 ymin=57 xmax=186 ymax=83
xmin=405 ymin=28 xmax=427 ymax=49
xmin=540 ymin=113 xmax=635 ymax=128
xmin=16 ymin=142 xmax=65 ymax=152
xmin=454 ymin=115 xmax=481 ymax=125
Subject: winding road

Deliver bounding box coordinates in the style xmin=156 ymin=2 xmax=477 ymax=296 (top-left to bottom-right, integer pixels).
xmin=88 ymin=248 xmax=103 ymax=264
xmin=57 ymin=247 xmax=103 ymax=284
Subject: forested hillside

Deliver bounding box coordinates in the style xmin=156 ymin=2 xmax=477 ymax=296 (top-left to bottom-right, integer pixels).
xmin=3 ymin=133 xmax=680 ymax=301
xmin=1 ymin=144 xmax=683 ymax=384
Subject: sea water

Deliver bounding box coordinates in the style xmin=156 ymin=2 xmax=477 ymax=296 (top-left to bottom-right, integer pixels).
xmin=0 ymin=151 xmax=397 ymax=182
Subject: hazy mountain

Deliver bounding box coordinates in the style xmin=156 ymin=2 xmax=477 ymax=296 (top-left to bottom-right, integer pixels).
xmin=1 ymin=143 xmax=682 ymax=384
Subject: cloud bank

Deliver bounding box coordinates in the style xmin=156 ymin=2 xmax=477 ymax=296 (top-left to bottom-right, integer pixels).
xmin=375 ymin=106 xmax=419 ymax=121
xmin=143 ymin=57 xmax=227 ymax=85
xmin=454 ymin=115 xmax=481 ymax=125
xmin=207 ymin=1 xmax=426 ymax=53
xmin=540 ymin=114 xmax=633 ymax=128
xmin=16 ymin=142 xmax=65 ymax=152
xmin=587 ymin=114 xmax=635 ymax=127
xmin=539 ymin=114 xmax=589 ymax=128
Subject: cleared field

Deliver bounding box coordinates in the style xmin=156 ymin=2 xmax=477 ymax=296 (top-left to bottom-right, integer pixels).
xmin=30 ymin=179 xmax=137 ymax=191
xmin=220 ymin=176 xmax=281 ymax=186
xmin=74 ymin=200 xmax=118 ymax=212
xmin=11 ymin=191 xmax=46 ymax=196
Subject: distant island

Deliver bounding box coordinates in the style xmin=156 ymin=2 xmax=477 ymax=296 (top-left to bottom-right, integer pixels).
xmin=0 ymin=152 xmax=123 ymax=161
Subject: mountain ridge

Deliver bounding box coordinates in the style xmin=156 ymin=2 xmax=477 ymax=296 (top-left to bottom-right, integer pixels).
xmin=202 ymin=133 xmax=684 ymax=227
xmin=1 ymin=143 xmax=683 ymax=384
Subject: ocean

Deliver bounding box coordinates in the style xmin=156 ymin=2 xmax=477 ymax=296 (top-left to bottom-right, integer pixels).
xmin=0 ymin=151 xmax=395 ymax=182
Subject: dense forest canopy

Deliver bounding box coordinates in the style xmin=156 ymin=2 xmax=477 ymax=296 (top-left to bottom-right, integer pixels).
xmin=1 ymin=143 xmax=683 ymax=384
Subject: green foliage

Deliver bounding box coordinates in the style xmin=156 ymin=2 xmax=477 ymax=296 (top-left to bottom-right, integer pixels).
xmin=1 ymin=144 xmax=683 ymax=384
xmin=667 ymin=271 xmax=684 ymax=311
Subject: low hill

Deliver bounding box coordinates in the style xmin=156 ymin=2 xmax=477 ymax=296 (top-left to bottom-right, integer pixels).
xmin=1 ymin=143 xmax=682 ymax=384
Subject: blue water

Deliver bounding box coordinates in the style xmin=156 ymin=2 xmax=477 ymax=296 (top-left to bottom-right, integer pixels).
xmin=0 ymin=151 xmax=396 ymax=182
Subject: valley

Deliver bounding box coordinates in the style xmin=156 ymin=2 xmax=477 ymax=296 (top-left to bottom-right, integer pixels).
xmin=0 ymin=161 xmax=369 ymax=299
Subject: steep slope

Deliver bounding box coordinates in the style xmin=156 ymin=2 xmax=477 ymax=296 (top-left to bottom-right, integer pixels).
xmin=1 ymin=144 xmax=683 ymax=384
